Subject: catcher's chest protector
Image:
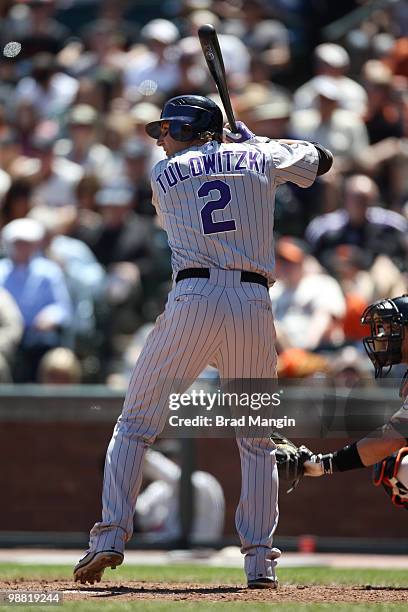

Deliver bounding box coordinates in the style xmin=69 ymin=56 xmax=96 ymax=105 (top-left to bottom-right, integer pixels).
xmin=373 ymin=447 xmax=408 ymax=509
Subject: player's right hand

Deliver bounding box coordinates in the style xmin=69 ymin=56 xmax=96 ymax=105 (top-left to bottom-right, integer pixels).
xmin=224 ymin=120 xmax=255 ymax=143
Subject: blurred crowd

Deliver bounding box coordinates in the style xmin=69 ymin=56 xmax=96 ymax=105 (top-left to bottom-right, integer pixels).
xmin=0 ymin=0 xmax=407 ymax=386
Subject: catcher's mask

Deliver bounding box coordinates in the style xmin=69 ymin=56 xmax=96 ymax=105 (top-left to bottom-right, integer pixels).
xmin=361 ymin=295 xmax=408 ymax=378
xmin=145 ymin=95 xmax=223 ymax=142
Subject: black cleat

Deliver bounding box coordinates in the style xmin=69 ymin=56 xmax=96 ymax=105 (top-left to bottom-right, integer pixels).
xmin=247 ymin=577 xmax=278 ymax=589
xmin=73 ymin=550 xmax=124 ymax=585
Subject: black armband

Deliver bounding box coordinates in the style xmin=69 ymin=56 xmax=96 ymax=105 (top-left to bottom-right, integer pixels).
xmin=317 ymin=442 xmax=364 ymax=474
xmin=333 ymin=442 xmax=364 ymax=472
xmin=312 ymin=142 xmax=334 ymax=176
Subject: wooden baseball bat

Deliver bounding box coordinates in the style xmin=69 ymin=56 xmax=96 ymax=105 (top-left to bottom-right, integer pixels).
xmin=198 ymin=23 xmax=238 ymax=133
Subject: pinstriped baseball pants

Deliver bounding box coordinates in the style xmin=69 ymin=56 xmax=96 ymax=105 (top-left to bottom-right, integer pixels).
xmin=89 ymin=269 xmax=280 ymax=580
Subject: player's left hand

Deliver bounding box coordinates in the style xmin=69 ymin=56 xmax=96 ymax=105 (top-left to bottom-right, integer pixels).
xmin=224 ymin=120 xmax=255 ymax=143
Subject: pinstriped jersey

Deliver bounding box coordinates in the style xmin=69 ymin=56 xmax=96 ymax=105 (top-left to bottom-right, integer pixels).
xmin=151 ymin=138 xmax=318 ymax=285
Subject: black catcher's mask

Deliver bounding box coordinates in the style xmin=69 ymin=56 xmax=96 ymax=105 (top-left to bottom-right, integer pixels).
xmin=361 ymin=295 xmax=408 ymax=380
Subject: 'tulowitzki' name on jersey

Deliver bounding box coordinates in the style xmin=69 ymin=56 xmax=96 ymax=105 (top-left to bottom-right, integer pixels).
xmin=156 ymin=149 xmax=267 ymax=194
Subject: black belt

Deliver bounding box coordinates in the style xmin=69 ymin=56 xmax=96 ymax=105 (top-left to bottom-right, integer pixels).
xmin=175 ymin=268 xmax=268 ymax=289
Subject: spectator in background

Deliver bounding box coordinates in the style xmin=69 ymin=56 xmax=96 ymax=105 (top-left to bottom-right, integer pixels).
xmin=13 ymin=121 xmax=83 ymax=207
xmin=55 ymin=104 xmax=116 ymax=181
xmin=356 ymin=74 xmax=408 ymax=209
xmin=37 ymin=347 xmax=82 ymax=384
xmin=183 ymin=9 xmax=250 ymax=90
xmin=0 ymin=218 xmax=72 ymax=381
xmin=15 ymin=52 xmax=78 ymax=119
xmin=170 ymin=37 xmax=208 ymax=98
xmin=362 ymin=60 xmax=403 ymax=144
xmin=70 ymin=175 xmax=104 ymax=261
xmin=106 ymin=322 xmax=154 ymax=388
xmin=80 ymin=186 xmax=159 ymax=343
xmin=134 ymin=448 xmax=225 ymax=545
xmin=240 ymin=89 xmax=293 ymax=140
xmin=0 ymin=166 xmax=11 ymax=210
xmin=97 ymin=0 xmax=140 ymax=46
xmin=129 ymin=102 xmax=164 ymax=167
xmin=223 ymin=0 xmax=291 ymax=77
xmin=0 ymin=130 xmax=22 ymax=177
xmin=73 ymin=76 xmax=108 ymax=115
xmin=102 ymin=112 xmax=133 ymax=174
xmin=0 ymin=287 xmax=23 ymax=382
xmin=341 ymin=291 xmax=369 ymax=345
xmin=277 ymin=348 xmax=330 ymax=379
xmin=270 ymin=237 xmax=346 ymax=351
xmin=28 ymin=205 xmax=106 ymax=345
xmin=325 ymin=245 xmax=408 ymax=343
xmin=72 ymin=18 xmax=127 ymax=79
xmin=306 ymin=174 xmax=408 ymax=270
xmin=5 ymin=0 xmax=71 ymax=57
xmin=390 ymin=2 xmax=408 ymax=37
xmin=119 ymin=139 xmax=155 ymax=216
xmin=75 ymin=174 xmax=101 ymax=214
xmin=0 ymin=179 xmax=32 ymax=229
xmin=15 ymin=100 xmax=41 ymax=154
xmin=327 ymin=245 xmax=374 ymax=302
xmin=369 ymin=254 xmax=408 ymax=301
xmin=294 ymin=43 xmax=367 ymax=116
xmin=384 ymin=35 xmax=408 ymax=78
xmin=0 ymin=55 xmax=18 ymax=116
xmin=291 ymin=75 xmax=369 ymax=164
xmin=84 ymin=186 xmax=155 ymax=274
xmin=129 ymin=102 xmax=160 ymax=140
xmin=329 ymin=346 xmax=372 ymax=389
xmin=124 ymin=19 xmax=181 ymax=100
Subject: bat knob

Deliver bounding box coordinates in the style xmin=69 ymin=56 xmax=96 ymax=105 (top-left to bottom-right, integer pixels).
xmin=198 ymin=24 xmax=216 ymax=36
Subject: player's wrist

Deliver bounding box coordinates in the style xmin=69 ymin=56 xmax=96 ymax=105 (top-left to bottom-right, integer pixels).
xmin=303 ymin=457 xmax=324 ymax=476
xmin=305 ymin=453 xmax=333 ymax=476
xmin=315 ymin=453 xmax=335 ymax=474
xmin=305 ymin=443 xmax=364 ymax=475
xmin=310 ymin=443 xmax=364 ymax=474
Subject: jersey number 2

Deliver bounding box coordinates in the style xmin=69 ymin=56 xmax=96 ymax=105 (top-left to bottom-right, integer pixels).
xmin=198 ymin=180 xmax=236 ymax=235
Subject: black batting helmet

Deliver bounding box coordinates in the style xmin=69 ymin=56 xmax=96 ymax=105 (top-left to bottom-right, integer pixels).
xmin=361 ymin=295 xmax=408 ymax=378
xmin=145 ymin=95 xmax=223 ymax=142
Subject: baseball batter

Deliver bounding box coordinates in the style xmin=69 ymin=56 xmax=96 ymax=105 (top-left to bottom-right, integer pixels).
xmin=74 ymin=95 xmax=333 ymax=588
xmin=303 ymin=295 xmax=408 ymax=507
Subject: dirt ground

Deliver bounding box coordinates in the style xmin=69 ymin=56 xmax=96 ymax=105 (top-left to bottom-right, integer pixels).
xmin=1 ymin=580 xmax=407 ymax=603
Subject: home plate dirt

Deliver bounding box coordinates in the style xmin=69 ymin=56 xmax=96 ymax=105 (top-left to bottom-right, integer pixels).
xmin=1 ymin=580 xmax=407 ymax=603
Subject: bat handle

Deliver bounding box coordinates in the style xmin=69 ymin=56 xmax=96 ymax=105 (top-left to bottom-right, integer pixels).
xmin=223 ymin=106 xmax=237 ymax=134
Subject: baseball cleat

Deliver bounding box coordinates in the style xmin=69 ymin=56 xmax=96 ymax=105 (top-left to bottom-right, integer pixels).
xmin=74 ymin=550 xmax=124 ymax=585
xmin=247 ymin=577 xmax=278 ymax=589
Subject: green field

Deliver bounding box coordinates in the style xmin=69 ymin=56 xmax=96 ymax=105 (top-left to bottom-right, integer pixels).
xmin=0 ymin=564 xmax=406 ymax=611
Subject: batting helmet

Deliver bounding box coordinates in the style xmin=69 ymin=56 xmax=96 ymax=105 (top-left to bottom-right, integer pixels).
xmin=145 ymin=95 xmax=223 ymax=142
xmin=361 ymin=295 xmax=408 ymax=378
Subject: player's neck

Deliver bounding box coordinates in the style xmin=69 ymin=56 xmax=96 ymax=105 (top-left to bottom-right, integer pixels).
xmin=166 ymin=139 xmax=212 ymax=157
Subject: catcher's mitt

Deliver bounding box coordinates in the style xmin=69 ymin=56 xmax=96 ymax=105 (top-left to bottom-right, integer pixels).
xmin=271 ymin=431 xmax=314 ymax=493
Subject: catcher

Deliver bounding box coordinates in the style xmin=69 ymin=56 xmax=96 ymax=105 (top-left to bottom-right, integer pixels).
xmin=274 ymin=294 xmax=408 ymax=509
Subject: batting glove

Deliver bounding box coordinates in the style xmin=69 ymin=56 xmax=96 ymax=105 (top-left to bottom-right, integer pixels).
xmin=224 ymin=120 xmax=255 ymax=143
